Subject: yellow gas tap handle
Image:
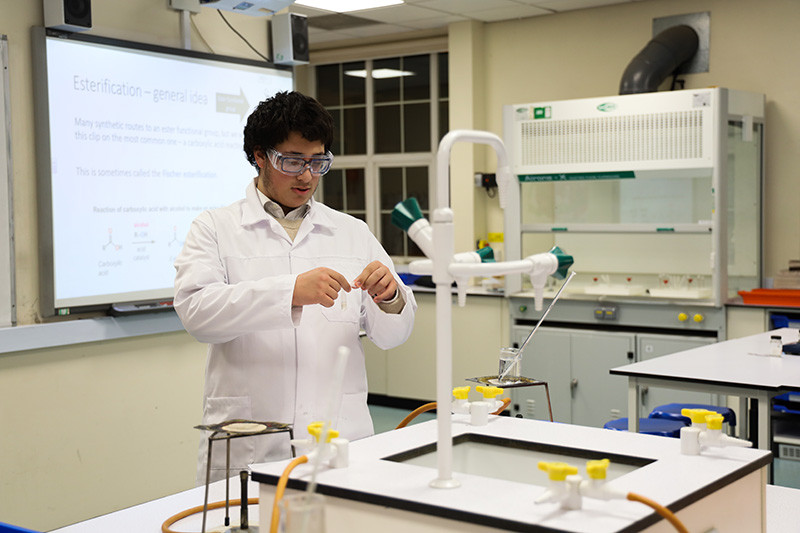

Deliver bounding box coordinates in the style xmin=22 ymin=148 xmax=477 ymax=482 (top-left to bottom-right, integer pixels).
xmin=681 ymin=408 xmax=717 ymax=425
xmin=538 ymin=461 xmax=578 ymax=481
xmin=307 ymin=422 xmax=339 ymax=443
xmin=452 ymin=386 xmax=471 ymax=400
xmin=705 ymin=413 xmax=724 ymax=431
xmin=476 ymin=385 xmax=504 ymax=399
xmin=586 ymin=458 xmax=611 ymax=480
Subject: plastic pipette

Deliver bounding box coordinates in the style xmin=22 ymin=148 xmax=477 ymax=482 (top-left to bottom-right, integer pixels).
xmin=498 ymin=271 xmax=576 ymax=381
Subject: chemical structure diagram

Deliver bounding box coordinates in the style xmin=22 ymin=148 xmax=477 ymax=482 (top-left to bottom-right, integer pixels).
xmin=168 ymin=225 xmax=184 ymax=248
xmin=102 ymin=228 xmax=122 ymax=251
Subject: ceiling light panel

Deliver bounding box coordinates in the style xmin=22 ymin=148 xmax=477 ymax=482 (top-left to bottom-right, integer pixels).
xmin=296 ymin=0 xmax=404 ymax=12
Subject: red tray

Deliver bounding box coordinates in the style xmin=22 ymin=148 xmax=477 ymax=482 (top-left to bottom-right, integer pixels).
xmin=738 ymin=289 xmax=800 ymax=307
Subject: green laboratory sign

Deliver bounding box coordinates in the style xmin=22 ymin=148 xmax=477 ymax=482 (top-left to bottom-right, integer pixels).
xmin=518 ymin=171 xmax=636 ymax=182
xmin=533 ymin=106 xmax=551 ymax=119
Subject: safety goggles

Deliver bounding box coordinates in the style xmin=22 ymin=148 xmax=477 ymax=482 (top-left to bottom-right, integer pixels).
xmin=266 ymin=148 xmax=334 ymax=176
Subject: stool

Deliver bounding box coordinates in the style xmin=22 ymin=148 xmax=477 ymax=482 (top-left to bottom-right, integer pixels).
xmin=603 ymin=417 xmax=687 ymax=438
xmin=648 ymin=403 xmax=736 ymax=428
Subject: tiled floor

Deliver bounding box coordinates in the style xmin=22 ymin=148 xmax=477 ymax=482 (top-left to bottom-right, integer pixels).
xmin=368 ymin=404 xmax=436 ymax=434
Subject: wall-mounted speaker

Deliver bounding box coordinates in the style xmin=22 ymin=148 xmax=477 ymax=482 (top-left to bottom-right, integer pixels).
xmin=272 ymin=13 xmax=309 ymax=66
xmin=44 ymin=0 xmax=92 ymax=32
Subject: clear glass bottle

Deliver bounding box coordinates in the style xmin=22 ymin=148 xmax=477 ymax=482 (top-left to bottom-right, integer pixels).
xmin=770 ymin=335 xmax=783 ymax=356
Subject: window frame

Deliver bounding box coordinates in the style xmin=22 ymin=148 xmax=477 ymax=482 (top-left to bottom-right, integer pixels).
xmin=310 ymin=51 xmax=446 ymax=261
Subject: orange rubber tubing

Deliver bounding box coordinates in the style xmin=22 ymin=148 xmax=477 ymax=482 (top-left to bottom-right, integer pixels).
xmin=395 ymin=397 xmax=511 ymax=430
xmin=161 ymin=455 xmax=309 ymax=533
xmin=161 ymin=497 xmax=258 ymax=533
xmin=269 ymin=455 xmax=309 ymax=533
xmin=627 ymin=492 xmax=689 ymax=533
xmin=493 ymin=397 xmax=511 ymax=415
xmin=395 ymin=402 xmax=438 ymax=429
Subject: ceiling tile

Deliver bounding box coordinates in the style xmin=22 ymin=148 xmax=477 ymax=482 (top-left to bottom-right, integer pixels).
xmin=307 ymin=13 xmax=382 ymax=30
xmin=399 ymin=13 xmax=470 ymax=30
xmin=527 ymin=0 xmax=632 ymax=12
xmin=299 ymin=0 xmax=635 ymax=46
xmin=288 ymin=4 xmax=330 ymax=16
xmin=336 ymin=22 xmax=420 ymax=38
xmin=412 ymin=0 xmax=522 ymax=16
xmin=347 ymin=4 xmax=443 ymax=24
xmin=468 ymin=5 xmax=552 ymax=21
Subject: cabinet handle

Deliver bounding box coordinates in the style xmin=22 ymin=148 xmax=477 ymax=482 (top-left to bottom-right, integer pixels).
xmin=640 ymin=386 xmax=649 ymax=406
xmin=627 ymin=351 xmax=634 ymax=361
xmin=571 ymin=378 xmax=578 ymax=391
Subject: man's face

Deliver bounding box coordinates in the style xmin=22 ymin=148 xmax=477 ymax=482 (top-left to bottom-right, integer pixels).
xmin=255 ymin=131 xmax=326 ymax=214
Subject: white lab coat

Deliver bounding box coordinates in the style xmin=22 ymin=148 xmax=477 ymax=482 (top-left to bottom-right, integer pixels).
xmin=174 ymin=181 xmax=416 ymax=483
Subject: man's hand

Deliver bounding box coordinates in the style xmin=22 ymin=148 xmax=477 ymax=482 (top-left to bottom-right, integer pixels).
xmin=293 ymin=267 xmax=351 ymax=307
xmin=354 ymin=261 xmax=397 ymax=303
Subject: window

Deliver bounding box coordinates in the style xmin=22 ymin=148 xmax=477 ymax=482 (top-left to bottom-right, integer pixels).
xmin=315 ymin=52 xmax=448 ymax=258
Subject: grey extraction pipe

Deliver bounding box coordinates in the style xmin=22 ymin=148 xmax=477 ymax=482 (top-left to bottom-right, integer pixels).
xmin=619 ymin=25 xmax=699 ymax=94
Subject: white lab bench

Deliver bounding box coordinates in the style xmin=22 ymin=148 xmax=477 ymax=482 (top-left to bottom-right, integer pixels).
xmin=47 ymin=476 xmax=261 ymax=532
xmin=611 ymin=328 xmax=800 ymax=454
xmin=252 ymin=415 xmax=772 ymax=532
xmin=44 ymin=420 xmax=798 ymax=532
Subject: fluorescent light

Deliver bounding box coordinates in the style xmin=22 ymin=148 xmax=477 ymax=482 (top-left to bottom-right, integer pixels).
xmin=345 ymin=68 xmax=414 ymax=79
xmin=295 ymin=0 xmax=403 ymax=13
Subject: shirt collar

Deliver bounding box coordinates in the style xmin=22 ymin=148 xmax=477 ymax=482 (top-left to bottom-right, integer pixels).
xmin=254 ymin=181 xmax=310 ymax=221
xmin=242 ymin=180 xmax=336 ymax=233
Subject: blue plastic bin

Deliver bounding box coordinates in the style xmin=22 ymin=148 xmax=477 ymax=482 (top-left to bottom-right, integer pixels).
xmin=603 ymin=417 xmax=687 ymax=438
xmin=0 ymin=523 xmax=41 ymax=533
xmin=648 ymin=403 xmax=736 ymax=428
xmin=773 ymin=392 xmax=800 ymax=415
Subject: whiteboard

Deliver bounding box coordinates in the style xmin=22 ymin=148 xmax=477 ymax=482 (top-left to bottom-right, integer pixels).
xmin=1 ymin=35 xmax=15 ymax=326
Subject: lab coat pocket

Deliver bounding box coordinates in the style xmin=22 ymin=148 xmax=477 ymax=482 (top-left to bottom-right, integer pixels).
xmin=320 ymin=289 xmax=360 ymax=323
xmin=204 ymin=396 xmax=256 ymax=472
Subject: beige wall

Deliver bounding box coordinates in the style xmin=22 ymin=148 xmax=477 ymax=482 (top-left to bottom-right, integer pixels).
xmin=0 ymin=2 xmax=271 ymax=530
xmin=1 ymin=0 xmax=799 ymax=530
xmin=456 ymin=0 xmax=800 ymax=279
xmin=0 ymin=331 xmax=205 ymax=530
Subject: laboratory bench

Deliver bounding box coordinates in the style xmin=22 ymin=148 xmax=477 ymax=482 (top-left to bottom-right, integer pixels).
xmin=252 ymin=415 xmax=771 ymax=532
xmin=43 ymin=469 xmax=799 ymax=533
xmin=49 ymin=413 xmax=775 ymax=532
xmin=611 ymin=329 xmax=800 ymax=487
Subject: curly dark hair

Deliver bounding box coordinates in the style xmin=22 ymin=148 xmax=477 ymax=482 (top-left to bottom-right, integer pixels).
xmin=243 ymin=91 xmax=335 ymax=169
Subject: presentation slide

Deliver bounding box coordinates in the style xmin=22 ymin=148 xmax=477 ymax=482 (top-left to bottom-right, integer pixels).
xmin=43 ymin=35 xmax=293 ymax=309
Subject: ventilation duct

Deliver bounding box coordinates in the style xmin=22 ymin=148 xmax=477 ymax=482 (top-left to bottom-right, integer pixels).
xmin=619 ymin=25 xmax=699 ymax=95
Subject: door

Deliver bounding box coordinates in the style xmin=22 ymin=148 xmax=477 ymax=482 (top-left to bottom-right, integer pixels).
xmin=637 ymin=334 xmax=715 ymax=414
xmin=511 ymin=326 xmax=572 ymax=423
xmin=570 ymin=331 xmax=636 ymax=428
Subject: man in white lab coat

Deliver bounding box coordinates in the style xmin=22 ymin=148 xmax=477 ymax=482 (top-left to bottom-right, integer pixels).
xmin=174 ymin=91 xmax=417 ymax=483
